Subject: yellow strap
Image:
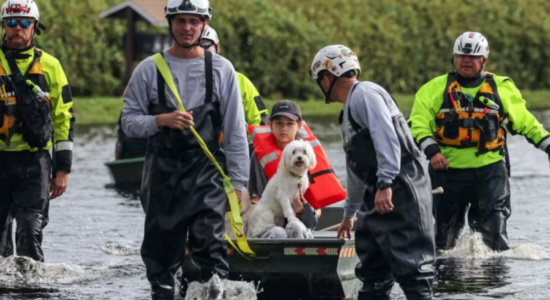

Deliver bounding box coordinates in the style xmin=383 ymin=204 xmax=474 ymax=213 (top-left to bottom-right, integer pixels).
xmin=152 ymin=53 xmax=255 ymax=259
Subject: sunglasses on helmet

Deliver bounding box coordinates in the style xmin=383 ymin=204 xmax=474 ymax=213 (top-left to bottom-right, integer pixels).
xmin=5 ymin=19 xmax=34 ymax=29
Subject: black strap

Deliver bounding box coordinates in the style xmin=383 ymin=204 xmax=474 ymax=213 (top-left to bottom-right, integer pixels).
xmin=4 ymin=48 xmax=42 ymax=77
xmin=347 ymin=83 xmax=362 ymax=132
xmin=205 ymin=50 xmax=213 ymax=104
xmin=307 ymin=168 xmax=334 ymax=184
xmin=157 ymin=68 xmax=167 ymax=107
xmin=5 ymin=50 xmax=21 ymax=76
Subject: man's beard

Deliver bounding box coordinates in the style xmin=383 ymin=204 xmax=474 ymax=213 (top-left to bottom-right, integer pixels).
xmin=7 ymin=35 xmax=31 ymax=49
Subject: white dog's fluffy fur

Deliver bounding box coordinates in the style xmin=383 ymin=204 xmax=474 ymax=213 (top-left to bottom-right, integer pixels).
xmin=246 ymin=140 xmax=317 ymax=238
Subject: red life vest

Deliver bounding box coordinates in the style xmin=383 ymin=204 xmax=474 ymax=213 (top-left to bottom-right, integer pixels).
xmin=250 ymin=123 xmax=347 ymax=209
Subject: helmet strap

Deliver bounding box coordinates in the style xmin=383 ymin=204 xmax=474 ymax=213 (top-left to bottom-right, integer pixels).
xmin=317 ymin=75 xmax=338 ymax=104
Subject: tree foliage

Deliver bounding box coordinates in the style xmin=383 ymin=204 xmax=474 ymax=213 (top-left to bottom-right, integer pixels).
xmin=30 ymin=0 xmax=550 ymax=99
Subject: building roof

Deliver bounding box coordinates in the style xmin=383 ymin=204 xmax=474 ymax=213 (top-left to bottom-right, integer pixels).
xmin=99 ymin=1 xmax=167 ymax=27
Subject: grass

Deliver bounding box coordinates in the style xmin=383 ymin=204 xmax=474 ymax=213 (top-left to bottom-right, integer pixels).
xmin=74 ymin=97 xmax=124 ymax=125
xmin=74 ymin=90 xmax=550 ymax=125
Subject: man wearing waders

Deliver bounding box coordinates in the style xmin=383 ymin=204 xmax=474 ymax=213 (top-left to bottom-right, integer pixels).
xmin=0 ymin=0 xmax=74 ymax=262
xmin=121 ymin=0 xmax=249 ymax=299
xmin=309 ymin=45 xmax=435 ymax=300
xmin=409 ymin=32 xmax=550 ymax=251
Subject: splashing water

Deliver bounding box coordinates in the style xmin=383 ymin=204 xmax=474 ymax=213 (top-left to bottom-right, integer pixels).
xmin=440 ymin=232 xmax=549 ymax=260
xmin=0 ymin=255 xmax=144 ymax=287
xmin=0 ymin=256 xmax=86 ymax=285
xmin=101 ymin=244 xmax=140 ymax=256
xmin=183 ymin=274 xmax=258 ymax=300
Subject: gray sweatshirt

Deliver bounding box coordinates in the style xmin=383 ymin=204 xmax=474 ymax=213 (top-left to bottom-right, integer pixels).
xmin=121 ymin=50 xmax=249 ymax=190
xmin=341 ymin=81 xmax=402 ymax=217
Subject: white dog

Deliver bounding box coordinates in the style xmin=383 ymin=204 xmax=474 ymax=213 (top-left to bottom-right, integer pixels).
xmin=247 ymin=139 xmax=317 ymax=238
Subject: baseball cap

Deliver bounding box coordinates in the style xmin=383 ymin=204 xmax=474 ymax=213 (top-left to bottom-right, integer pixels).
xmin=270 ymin=100 xmax=302 ymax=121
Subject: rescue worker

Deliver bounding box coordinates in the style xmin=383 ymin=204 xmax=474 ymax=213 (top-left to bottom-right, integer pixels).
xmin=0 ymin=0 xmax=74 ymax=262
xmin=409 ymin=31 xmax=550 ymax=251
xmin=114 ymin=25 xmax=267 ymax=162
xmin=121 ymin=0 xmax=249 ymax=299
xmin=200 ymin=25 xmax=268 ymax=127
xmin=310 ymin=45 xmax=435 ymax=300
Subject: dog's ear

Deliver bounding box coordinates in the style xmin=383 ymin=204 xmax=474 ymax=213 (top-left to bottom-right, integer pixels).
xmin=306 ymin=141 xmax=317 ymax=169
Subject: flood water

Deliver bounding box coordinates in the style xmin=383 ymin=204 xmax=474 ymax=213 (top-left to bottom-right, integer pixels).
xmin=1 ymin=110 xmax=550 ymax=300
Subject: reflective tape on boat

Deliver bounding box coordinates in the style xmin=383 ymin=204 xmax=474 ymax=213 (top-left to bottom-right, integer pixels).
xmin=339 ymin=247 xmax=355 ymax=258
xmin=284 ymin=247 xmax=339 ymax=256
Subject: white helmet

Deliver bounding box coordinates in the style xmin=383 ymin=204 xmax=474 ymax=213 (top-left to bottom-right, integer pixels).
xmin=201 ymin=25 xmax=219 ymax=45
xmin=453 ymin=31 xmax=489 ymax=58
xmin=165 ymin=0 xmax=210 ymax=20
xmin=310 ymin=45 xmax=361 ymax=81
xmin=1 ymin=0 xmax=39 ymax=21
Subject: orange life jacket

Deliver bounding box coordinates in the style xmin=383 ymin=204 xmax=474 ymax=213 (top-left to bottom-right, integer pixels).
xmin=435 ymin=71 xmax=505 ymax=156
xmin=250 ymin=123 xmax=347 ymax=209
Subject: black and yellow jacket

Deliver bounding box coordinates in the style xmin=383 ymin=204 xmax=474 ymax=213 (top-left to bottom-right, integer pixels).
xmin=409 ymin=71 xmax=550 ymax=169
xmin=0 ymin=46 xmax=74 ymax=172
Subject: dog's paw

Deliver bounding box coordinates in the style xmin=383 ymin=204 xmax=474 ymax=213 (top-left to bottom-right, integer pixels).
xmin=285 ymin=220 xmax=313 ymax=239
xmin=286 ymin=215 xmax=299 ymax=223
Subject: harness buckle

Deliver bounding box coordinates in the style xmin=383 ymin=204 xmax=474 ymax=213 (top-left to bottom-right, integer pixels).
xmin=463 ymin=118 xmax=476 ymax=128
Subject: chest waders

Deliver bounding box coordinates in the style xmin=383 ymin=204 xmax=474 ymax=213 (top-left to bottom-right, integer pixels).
xmin=140 ymin=52 xmax=253 ymax=299
xmin=343 ymin=88 xmax=435 ymax=300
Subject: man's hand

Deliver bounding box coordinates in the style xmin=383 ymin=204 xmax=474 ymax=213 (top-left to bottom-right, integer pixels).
xmin=337 ymin=217 xmax=355 ymax=240
xmin=156 ymin=111 xmax=194 ymax=130
xmin=50 ymin=171 xmax=69 ymax=200
xmin=430 ymin=153 xmax=449 ymax=170
xmin=291 ymin=195 xmax=305 ymax=214
xmin=375 ymin=188 xmax=394 ymax=215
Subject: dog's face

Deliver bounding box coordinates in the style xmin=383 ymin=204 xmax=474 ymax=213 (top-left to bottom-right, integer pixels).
xmin=281 ymin=140 xmax=317 ymax=176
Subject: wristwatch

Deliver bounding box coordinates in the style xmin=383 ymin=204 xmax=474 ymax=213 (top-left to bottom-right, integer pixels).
xmin=377 ymin=181 xmax=393 ymax=190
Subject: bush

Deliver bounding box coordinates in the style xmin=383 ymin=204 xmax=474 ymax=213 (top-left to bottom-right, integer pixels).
xmin=212 ymin=0 xmax=550 ymax=99
xmin=35 ymin=0 xmax=126 ymax=96
xmin=29 ymin=0 xmax=550 ymax=99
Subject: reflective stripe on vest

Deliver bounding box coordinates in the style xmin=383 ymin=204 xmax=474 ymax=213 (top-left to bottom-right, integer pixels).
xmin=259 ymin=151 xmax=279 ymax=169
xmin=251 ymin=122 xmax=347 ymax=209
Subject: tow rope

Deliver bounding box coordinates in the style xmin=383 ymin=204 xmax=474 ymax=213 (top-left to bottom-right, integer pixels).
xmin=152 ymin=53 xmax=255 ymax=260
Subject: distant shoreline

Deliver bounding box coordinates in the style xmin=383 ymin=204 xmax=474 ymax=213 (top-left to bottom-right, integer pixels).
xmin=74 ymin=90 xmax=550 ymax=125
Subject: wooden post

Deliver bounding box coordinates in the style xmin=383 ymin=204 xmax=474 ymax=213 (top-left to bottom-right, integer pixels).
xmin=124 ymin=7 xmax=136 ymax=83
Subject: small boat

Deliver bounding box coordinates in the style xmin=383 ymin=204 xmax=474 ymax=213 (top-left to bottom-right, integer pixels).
xmin=106 ymin=135 xmax=360 ymax=299
xmin=184 ymin=205 xmax=360 ymax=300
xmin=104 ymin=157 xmax=144 ymax=188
